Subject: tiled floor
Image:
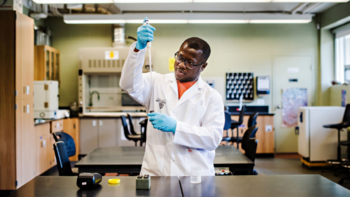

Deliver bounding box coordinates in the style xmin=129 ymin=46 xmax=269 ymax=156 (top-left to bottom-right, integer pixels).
xmin=40 ymin=156 xmax=350 ymax=190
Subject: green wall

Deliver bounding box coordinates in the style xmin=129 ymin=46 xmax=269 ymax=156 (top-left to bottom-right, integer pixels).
xmin=45 ymin=18 xmax=318 ymax=109
xmin=44 ymin=18 xmax=113 ymax=107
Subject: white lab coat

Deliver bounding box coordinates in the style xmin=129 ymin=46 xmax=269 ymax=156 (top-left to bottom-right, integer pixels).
xmin=120 ymin=42 xmax=224 ymax=176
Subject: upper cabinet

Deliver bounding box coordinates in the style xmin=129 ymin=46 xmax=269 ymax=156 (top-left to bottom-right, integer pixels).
xmin=34 ymin=45 xmax=60 ymax=82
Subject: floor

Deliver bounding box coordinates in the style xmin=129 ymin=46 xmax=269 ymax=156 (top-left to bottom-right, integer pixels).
xmin=40 ymin=155 xmax=350 ymax=190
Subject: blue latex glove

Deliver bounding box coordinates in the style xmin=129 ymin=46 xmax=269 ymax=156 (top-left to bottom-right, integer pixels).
xmin=136 ymin=17 xmax=156 ymax=50
xmin=148 ymin=112 xmax=177 ymax=134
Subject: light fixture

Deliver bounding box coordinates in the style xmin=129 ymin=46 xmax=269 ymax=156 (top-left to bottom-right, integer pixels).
xmin=34 ymin=0 xmax=350 ymax=3
xmin=64 ymin=13 xmax=313 ymax=24
xmin=188 ymin=20 xmax=249 ymax=23
xmin=272 ymin=0 xmax=348 ymax=2
xmin=250 ymin=19 xmax=312 ymax=23
xmin=33 ymin=0 xmax=192 ymax=4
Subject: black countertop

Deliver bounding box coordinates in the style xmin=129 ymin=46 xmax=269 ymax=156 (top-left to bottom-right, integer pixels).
xmin=8 ymin=176 xmax=182 ymax=197
xmin=179 ymin=175 xmax=350 ymax=197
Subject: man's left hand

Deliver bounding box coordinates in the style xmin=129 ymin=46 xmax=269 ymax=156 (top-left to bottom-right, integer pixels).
xmin=147 ymin=112 xmax=177 ymax=134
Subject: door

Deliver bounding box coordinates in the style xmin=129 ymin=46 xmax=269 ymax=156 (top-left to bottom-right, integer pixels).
xmin=80 ymin=119 xmax=98 ymax=154
xmin=273 ymin=56 xmax=313 ymax=153
xmin=98 ymin=119 xmax=117 ymax=147
xmin=16 ymin=12 xmax=34 ymax=100
xmin=16 ymin=99 xmax=36 ymax=188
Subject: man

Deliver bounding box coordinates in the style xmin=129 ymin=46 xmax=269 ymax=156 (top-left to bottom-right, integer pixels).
xmin=120 ymin=17 xmax=224 ymax=176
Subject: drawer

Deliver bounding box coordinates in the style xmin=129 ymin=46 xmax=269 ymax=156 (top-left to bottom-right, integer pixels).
xmin=51 ymin=120 xmax=64 ymax=133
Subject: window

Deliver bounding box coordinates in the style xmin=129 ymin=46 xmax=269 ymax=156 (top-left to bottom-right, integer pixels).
xmin=335 ymin=25 xmax=350 ymax=83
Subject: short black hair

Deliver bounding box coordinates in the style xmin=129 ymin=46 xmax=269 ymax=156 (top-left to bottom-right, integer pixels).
xmin=181 ymin=37 xmax=211 ymax=62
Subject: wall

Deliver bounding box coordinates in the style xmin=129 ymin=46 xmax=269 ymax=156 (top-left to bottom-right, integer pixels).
xmin=125 ymin=22 xmax=318 ymax=112
xmin=44 ymin=18 xmax=113 ymax=107
xmin=43 ymin=18 xmax=318 ymax=111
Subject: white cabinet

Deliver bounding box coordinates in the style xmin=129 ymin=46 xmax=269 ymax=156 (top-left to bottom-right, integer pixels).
xmin=80 ymin=118 xmax=118 ymax=154
xmin=98 ymin=119 xmax=117 ymax=148
xmin=80 ymin=119 xmax=99 ymax=154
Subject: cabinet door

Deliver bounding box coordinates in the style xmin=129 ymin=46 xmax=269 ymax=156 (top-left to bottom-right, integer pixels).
xmin=63 ymin=118 xmax=80 ymax=161
xmin=49 ymin=134 xmax=56 ymax=167
xmin=15 ymin=12 xmax=34 ymax=100
xmin=98 ymin=119 xmax=117 ymax=147
xmin=51 ymin=119 xmax=64 ymax=133
xmin=16 ymin=100 xmax=35 ymax=188
xmin=35 ymin=124 xmax=51 ymax=175
xmin=80 ymin=119 xmax=98 ymax=154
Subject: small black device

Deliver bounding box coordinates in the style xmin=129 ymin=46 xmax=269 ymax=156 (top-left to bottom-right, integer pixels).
xmin=77 ymin=173 xmax=102 ymax=189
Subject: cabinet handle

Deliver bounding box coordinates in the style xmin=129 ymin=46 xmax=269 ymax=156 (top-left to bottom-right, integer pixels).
xmin=24 ymin=105 xmax=30 ymax=113
xmin=99 ymin=120 xmax=103 ymax=126
xmin=23 ymin=86 xmax=30 ymax=95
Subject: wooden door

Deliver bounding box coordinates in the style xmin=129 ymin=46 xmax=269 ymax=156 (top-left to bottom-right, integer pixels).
xmin=16 ymin=99 xmax=35 ymax=188
xmin=63 ymin=118 xmax=80 ymax=161
xmin=15 ymin=12 xmax=34 ymax=100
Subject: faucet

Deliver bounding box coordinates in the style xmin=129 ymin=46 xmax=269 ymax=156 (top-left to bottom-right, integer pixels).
xmin=89 ymin=91 xmax=100 ymax=107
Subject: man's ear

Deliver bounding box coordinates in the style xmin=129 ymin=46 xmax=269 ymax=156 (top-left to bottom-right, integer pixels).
xmin=200 ymin=63 xmax=208 ymax=72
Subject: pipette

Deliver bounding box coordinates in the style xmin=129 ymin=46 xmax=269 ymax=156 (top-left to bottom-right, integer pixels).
xmin=143 ymin=19 xmax=154 ymax=113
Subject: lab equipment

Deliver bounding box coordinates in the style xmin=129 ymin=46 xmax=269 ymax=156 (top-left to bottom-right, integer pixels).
xmin=34 ymin=81 xmax=59 ymax=119
xmin=147 ymin=112 xmax=177 ymax=133
xmin=76 ymin=172 xmax=102 ymax=189
xmin=298 ymin=107 xmax=347 ymax=162
xmin=226 ymin=73 xmax=254 ymax=102
xmin=136 ymin=174 xmax=151 ymax=189
xmin=190 ymin=168 xmax=201 ymax=184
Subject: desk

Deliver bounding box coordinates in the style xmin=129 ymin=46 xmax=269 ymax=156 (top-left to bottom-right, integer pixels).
xmin=179 ymin=175 xmax=350 ymax=197
xmin=8 ymin=176 xmax=182 ymax=197
xmin=75 ymin=146 xmax=254 ymax=174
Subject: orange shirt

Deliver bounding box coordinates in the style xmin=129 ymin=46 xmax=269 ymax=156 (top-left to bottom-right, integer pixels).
xmin=177 ymin=80 xmax=196 ymax=99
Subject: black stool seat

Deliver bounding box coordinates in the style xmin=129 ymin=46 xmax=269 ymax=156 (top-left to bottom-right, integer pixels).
xmin=323 ymin=122 xmax=350 ymax=129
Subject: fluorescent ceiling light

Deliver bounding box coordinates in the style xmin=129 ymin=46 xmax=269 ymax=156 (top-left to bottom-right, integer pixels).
xmin=250 ymin=19 xmax=311 ymax=23
xmin=65 ymin=19 xmax=126 ymax=24
xmin=64 ymin=13 xmax=313 ymax=24
xmin=34 ymin=0 xmax=350 ymax=3
xmin=194 ymin=0 xmax=270 ymax=2
xmin=188 ymin=20 xmax=248 ymax=23
xmin=272 ymin=0 xmax=348 ymax=2
xmin=127 ymin=19 xmax=188 ymax=23
xmin=33 ymin=0 xmax=192 ymax=3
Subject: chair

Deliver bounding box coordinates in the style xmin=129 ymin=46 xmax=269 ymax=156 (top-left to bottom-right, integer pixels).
xmin=139 ymin=119 xmax=148 ymax=146
xmin=222 ymin=111 xmax=232 ymax=145
xmin=53 ymin=141 xmax=78 ymax=176
xmin=230 ymin=106 xmax=245 ymax=148
xmin=231 ymin=111 xmax=259 ymax=147
xmin=52 ymin=132 xmax=76 ymax=157
xmin=121 ymin=116 xmax=142 ymax=146
xmin=241 ymin=126 xmax=259 ymax=175
xmin=127 ymin=113 xmax=140 ymax=135
xmin=323 ymin=104 xmax=350 ymax=164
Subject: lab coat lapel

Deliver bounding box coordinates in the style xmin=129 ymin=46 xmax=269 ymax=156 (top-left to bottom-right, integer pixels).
xmin=175 ymin=76 xmax=205 ymax=107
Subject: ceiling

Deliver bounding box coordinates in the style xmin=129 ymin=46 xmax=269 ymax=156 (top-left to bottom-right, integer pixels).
xmin=112 ymin=2 xmax=337 ymax=14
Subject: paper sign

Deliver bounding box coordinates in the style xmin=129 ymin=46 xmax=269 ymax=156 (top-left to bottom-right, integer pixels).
xmin=105 ymin=51 xmax=119 ymax=60
xmin=287 ymin=67 xmax=299 ymax=73
xmin=169 ymin=58 xmax=175 ymax=71
xmin=257 ymin=98 xmax=265 ymax=105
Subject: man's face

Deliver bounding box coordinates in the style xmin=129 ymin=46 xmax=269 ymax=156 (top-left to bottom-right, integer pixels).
xmin=174 ymin=43 xmax=207 ymax=83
